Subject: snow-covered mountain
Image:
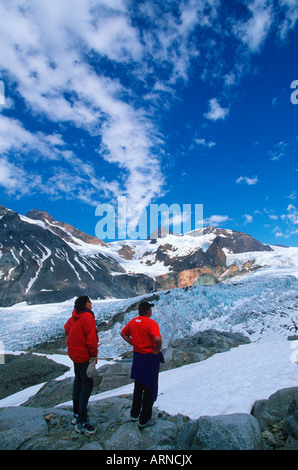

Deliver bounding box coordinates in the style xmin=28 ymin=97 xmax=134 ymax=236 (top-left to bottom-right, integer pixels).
xmin=105 ymin=226 xmax=272 ymax=286
xmin=0 ymin=206 xmax=155 ymax=306
xmin=0 ymin=203 xmax=289 ymax=308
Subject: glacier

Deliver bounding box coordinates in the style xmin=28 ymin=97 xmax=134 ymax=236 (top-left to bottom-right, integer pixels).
xmin=0 ymin=246 xmax=298 ymax=357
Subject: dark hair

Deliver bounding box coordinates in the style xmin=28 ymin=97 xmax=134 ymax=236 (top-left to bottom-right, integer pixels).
xmin=138 ymin=301 xmax=154 ymax=316
xmin=74 ymin=296 xmax=91 ymax=312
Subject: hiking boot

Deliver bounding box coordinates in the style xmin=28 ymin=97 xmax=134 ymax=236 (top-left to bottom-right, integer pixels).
xmin=131 ymin=414 xmax=139 ymax=422
xmin=71 ymin=414 xmax=78 ymax=425
xmin=138 ymin=418 xmax=155 ymax=429
xmin=75 ymin=422 xmax=96 ymax=435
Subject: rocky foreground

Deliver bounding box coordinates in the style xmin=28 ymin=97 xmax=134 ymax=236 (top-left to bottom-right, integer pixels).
xmin=0 ymin=329 xmax=297 ymax=451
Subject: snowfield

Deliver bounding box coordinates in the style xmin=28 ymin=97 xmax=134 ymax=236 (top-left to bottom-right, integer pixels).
xmin=0 ymin=245 xmax=297 ymax=419
xmin=86 ymin=338 xmax=298 ymax=420
xmin=1 ymin=338 xmax=297 ymax=421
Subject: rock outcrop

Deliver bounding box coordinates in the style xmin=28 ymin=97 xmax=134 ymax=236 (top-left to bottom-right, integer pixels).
xmin=0 ymin=396 xmax=264 ymax=451
xmin=1 ymin=388 xmax=298 ymax=450
xmin=251 ymin=387 xmax=298 ymax=450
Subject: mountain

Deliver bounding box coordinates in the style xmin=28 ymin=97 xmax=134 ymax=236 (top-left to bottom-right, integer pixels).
xmin=107 ymin=225 xmax=273 ymax=290
xmin=0 ymin=206 xmax=155 ymax=306
xmin=25 ymin=209 xmax=107 ymax=247
xmin=0 ymin=205 xmax=273 ymax=306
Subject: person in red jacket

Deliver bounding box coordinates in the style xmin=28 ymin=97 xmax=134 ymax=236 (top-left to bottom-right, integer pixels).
xmin=64 ymin=296 xmax=98 ymax=435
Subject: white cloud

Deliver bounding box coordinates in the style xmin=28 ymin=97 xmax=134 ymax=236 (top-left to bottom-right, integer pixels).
xmin=286 ymin=204 xmax=298 ymax=225
xmin=233 ymin=0 xmax=274 ymax=52
xmin=0 ymin=157 xmax=34 ymax=195
xmin=204 ymin=98 xmax=229 ymax=121
xmin=269 ymin=203 xmax=298 ymax=240
xmin=0 ymin=1 xmax=227 ymax=230
xmin=0 ymin=0 xmax=167 ymax=227
xmin=193 ymin=138 xmax=216 ymax=148
xmin=243 ymin=214 xmax=253 ymax=224
xmin=236 ymin=175 xmax=259 ymax=185
xmin=268 ymin=141 xmax=288 ymax=161
xmin=278 ymin=0 xmax=298 ymax=39
xmin=204 ymin=214 xmax=230 ymax=227
xmin=0 ymin=0 xmax=296 ymax=235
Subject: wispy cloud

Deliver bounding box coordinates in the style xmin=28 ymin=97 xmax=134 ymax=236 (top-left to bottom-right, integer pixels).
xmin=0 ymin=0 xmax=225 ymax=230
xmin=236 ymin=175 xmax=259 ymax=185
xmin=232 ymin=0 xmax=274 ymax=52
xmin=0 ymin=0 xmax=168 ymax=226
xmin=268 ymin=141 xmax=288 ymax=161
xmin=204 ymin=214 xmax=230 ymax=227
xmin=193 ymin=138 xmax=216 ymax=148
xmin=0 ymin=0 xmax=297 ymax=236
xmin=243 ymin=214 xmax=253 ymax=224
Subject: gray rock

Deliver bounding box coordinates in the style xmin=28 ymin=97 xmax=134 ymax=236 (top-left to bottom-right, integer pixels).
xmin=251 ymin=387 xmax=298 ymax=431
xmin=0 ymin=353 xmax=70 ymax=400
xmin=284 ymin=436 xmax=298 ymax=450
xmin=22 ymin=377 xmax=74 ymax=408
xmin=96 ymin=361 xmax=133 ymax=392
xmin=192 ymin=413 xmax=262 ymax=450
xmin=0 ymin=406 xmax=48 ymax=450
xmin=80 ymin=441 xmax=104 ymax=450
xmin=162 ymin=329 xmax=250 ymax=370
xmin=283 ymin=394 xmax=298 ymax=440
xmin=105 ymin=418 xmax=177 ymax=451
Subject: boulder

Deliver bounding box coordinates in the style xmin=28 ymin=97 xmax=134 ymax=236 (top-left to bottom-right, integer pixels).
xmin=162 ymin=329 xmax=250 ymax=370
xmin=191 ymin=413 xmax=262 ymax=450
xmin=96 ymin=361 xmax=133 ymax=392
xmin=251 ymin=387 xmax=298 ymax=450
xmin=283 ymin=394 xmax=298 ymax=440
xmin=22 ymin=377 xmax=74 ymax=408
xmin=251 ymin=387 xmax=298 ymax=430
xmin=0 ymin=353 xmax=70 ymax=399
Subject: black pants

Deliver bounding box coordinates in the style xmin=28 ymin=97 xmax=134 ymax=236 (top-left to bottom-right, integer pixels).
xmin=73 ymin=361 xmax=93 ymax=425
xmin=131 ymin=381 xmax=154 ymax=425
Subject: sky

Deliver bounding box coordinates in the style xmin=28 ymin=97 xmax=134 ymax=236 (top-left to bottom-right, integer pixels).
xmin=0 ymin=0 xmax=297 ymax=245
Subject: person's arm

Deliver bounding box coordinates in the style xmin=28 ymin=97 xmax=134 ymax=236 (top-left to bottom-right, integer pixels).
xmin=64 ymin=317 xmax=73 ymax=336
xmin=121 ymin=333 xmax=133 ymax=346
xmin=152 ymin=335 xmax=162 ymax=355
xmin=83 ymin=314 xmax=98 ymax=359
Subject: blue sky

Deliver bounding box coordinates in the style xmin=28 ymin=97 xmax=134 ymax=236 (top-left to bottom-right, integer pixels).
xmin=0 ymin=0 xmax=297 ymax=245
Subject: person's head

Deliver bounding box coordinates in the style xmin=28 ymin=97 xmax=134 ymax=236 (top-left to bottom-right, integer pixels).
xmin=138 ymin=301 xmax=154 ymax=317
xmin=75 ymin=296 xmax=92 ymax=312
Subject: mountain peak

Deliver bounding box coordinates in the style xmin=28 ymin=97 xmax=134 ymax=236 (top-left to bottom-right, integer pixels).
xmin=148 ymin=226 xmax=174 ymax=240
xmin=25 ymin=209 xmax=106 ymax=247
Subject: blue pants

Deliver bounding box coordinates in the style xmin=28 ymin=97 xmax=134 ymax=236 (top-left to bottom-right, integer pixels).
xmin=131 ymin=381 xmax=155 ymax=425
xmin=73 ymin=361 xmax=93 ymax=424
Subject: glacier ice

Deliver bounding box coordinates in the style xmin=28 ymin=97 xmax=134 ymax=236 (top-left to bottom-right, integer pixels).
xmin=0 ymin=268 xmax=297 ymax=357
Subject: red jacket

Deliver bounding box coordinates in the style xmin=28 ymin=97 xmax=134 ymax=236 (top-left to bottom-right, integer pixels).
xmin=64 ymin=309 xmax=98 ymax=363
